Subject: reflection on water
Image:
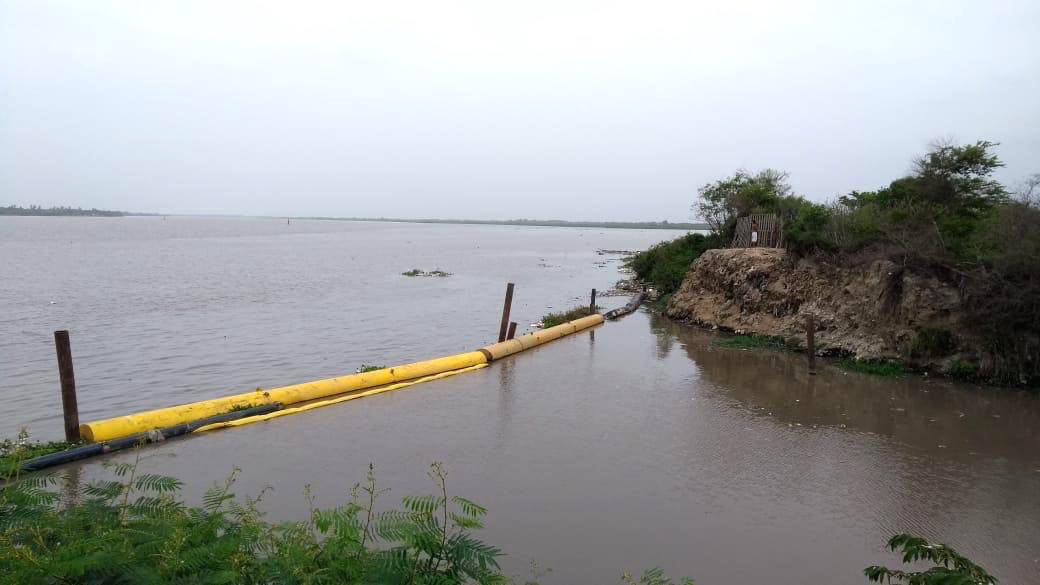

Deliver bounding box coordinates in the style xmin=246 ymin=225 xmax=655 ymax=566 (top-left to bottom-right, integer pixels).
xmin=651 ymin=313 xmax=1040 ymax=465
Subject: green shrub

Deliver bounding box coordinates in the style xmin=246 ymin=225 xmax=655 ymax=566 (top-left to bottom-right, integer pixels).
xmin=780 ymin=198 xmax=836 ymax=255
xmin=947 ymin=359 xmax=979 ymax=381
xmin=865 ymin=534 xmax=996 ymax=584
xmin=909 ymin=327 xmax=956 ymax=358
xmin=626 ymin=232 xmax=723 ymax=294
xmin=839 ymin=358 xmax=905 ymax=377
xmin=0 ymin=457 xmax=505 ymax=584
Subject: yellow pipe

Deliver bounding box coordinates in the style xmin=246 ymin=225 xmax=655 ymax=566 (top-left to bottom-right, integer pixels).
xmin=481 ymin=314 xmax=603 ymax=361
xmin=81 ymin=351 xmax=487 ymax=442
xmin=80 ymin=314 xmax=603 ymax=443
xmin=193 ymin=364 xmax=488 ymax=434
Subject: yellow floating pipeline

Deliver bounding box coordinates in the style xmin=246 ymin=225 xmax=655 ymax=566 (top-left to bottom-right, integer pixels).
xmin=79 ymin=314 xmax=604 ymax=443
xmin=81 ymin=351 xmax=487 ymax=442
xmin=192 ymin=364 xmax=488 ymax=434
xmin=480 ymin=314 xmax=603 ymax=361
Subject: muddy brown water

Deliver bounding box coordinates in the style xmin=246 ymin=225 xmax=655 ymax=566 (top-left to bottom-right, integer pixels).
xmin=3 ymin=217 xmax=1039 ymax=583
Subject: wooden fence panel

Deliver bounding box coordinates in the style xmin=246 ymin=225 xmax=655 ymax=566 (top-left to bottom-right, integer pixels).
xmin=730 ymin=214 xmax=782 ymax=248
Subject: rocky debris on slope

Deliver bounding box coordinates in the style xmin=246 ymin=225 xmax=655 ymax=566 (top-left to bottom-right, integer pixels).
xmin=666 ymin=248 xmax=971 ymax=369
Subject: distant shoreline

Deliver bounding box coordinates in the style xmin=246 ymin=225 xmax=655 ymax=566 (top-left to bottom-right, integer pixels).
xmin=299 ymin=216 xmax=707 ymax=230
xmin=2 ymin=207 xmax=706 ymax=230
xmin=1 ymin=205 xmax=129 ymax=217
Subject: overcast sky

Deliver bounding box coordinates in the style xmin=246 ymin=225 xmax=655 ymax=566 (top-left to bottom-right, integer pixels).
xmin=2 ymin=1 xmax=1038 ymax=220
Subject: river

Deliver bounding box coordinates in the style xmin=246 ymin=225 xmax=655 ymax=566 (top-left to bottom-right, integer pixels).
xmin=2 ymin=216 xmax=1038 ymax=583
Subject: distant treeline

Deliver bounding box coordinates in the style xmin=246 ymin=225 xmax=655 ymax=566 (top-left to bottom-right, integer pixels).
xmin=1 ymin=205 xmax=126 ymax=217
xmin=303 ymin=216 xmax=707 ymax=230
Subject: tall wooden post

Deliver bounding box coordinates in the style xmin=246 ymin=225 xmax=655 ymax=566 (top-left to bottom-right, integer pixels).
xmin=54 ymin=330 xmax=81 ymax=442
xmin=806 ymin=315 xmax=817 ymax=376
xmin=498 ymin=283 xmax=515 ymax=342
xmin=590 ymin=288 xmax=597 ymax=313
xmin=506 ymin=322 xmax=517 ymax=340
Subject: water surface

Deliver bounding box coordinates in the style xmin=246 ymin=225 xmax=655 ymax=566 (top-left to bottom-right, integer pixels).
xmin=2 ymin=217 xmax=1038 ymax=583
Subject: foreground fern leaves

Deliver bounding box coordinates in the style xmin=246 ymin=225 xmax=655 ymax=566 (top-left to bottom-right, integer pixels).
xmin=0 ymin=455 xmax=505 ymax=584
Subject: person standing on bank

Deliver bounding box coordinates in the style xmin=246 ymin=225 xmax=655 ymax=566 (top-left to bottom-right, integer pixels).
xmin=750 ymin=219 xmax=759 ymax=247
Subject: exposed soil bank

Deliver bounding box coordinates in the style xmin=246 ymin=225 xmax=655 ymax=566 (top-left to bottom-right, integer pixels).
xmin=666 ymin=248 xmax=1008 ymax=380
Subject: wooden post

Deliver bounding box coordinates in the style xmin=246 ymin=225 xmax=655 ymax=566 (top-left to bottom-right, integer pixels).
xmin=54 ymin=330 xmax=81 ymax=442
xmin=806 ymin=315 xmax=817 ymax=375
xmin=498 ymin=282 xmax=515 ymax=342
xmin=506 ymin=322 xmax=517 ymax=340
xmin=590 ymin=288 xmax=597 ymax=313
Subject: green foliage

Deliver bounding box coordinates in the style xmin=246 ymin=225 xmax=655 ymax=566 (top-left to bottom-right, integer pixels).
xmin=713 ymin=335 xmax=790 ymax=351
xmin=402 ymin=268 xmax=423 ymax=276
xmin=0 ymin=429 xmax=73 ymax=477
xmin=833 ymin=140 xmax=1007 ymax=261
xmin=357 ymin=364 xmax=387 ymax=373
xmin=947 ymin=360 xmax=979 ymax=381
xmin=864 ymin=534 xmax=997 ymax=585
xmin=839 ymin=358 xmax=905 ymax=377
xmin=780 ymin=198 xmax=834 ymax=254
xmin=626 ymin=232 xmax=723 ymax=294
xmin=541 ymin=306 xmax=597 ymax=328
xmin=909 ymin=327 xmax=956 ymax=359
xmin=1 ymin=456 xmax=507 ymax=585
xmin=694 ymin=169 xmax=792 ymax=240
xmin=650 ymin=293 xmax=673 ymax=313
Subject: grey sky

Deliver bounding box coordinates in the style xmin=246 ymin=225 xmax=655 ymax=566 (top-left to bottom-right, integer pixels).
xmin=2 ymin=1 xmax=1038 ymax=221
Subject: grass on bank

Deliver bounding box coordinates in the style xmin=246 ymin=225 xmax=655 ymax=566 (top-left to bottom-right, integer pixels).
xmin=713 ymin=334 xmax=793 ymax=351
xmin=540 ymin=305 xmax=597 ymax=328
xmin=714 ymin=337 xmax=911 ymax=378
xmin=838 ymin=358 xmax=906 ymax=377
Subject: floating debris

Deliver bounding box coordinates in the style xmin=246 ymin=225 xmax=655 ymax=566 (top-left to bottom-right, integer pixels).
xmin=401 ymin=269 xmax=452 ymax=277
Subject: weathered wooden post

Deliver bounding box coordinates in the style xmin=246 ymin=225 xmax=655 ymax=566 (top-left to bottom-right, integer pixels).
xmin=53 ymin=330 xmax=81 ymax=442
xmin=498 ymin=282 xmax=515 ymax=342
xmin=590 ymin=288 xmax=597 ymax=313
xmin=506 ymin=322 xmax=517 ymax=340
xmin=806 ymin=315 xmax=817 ymax=375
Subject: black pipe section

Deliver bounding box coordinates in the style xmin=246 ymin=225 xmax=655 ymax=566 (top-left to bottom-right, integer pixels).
xmin=19 ymin=403 xmax=283 ymax=473
xmin=603 ymin=292 xmax=646 ymax=320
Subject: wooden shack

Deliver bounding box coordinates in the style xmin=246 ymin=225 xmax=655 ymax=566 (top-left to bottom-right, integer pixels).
xmin=731 ymin=214 xmax=782 ymax=248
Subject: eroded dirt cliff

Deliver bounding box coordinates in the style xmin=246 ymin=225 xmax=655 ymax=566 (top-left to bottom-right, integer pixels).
xmin=665 ymin=248 xmax=971 ymax=369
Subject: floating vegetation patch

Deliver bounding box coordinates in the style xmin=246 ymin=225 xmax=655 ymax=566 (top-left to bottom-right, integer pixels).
xmin=540 ymin=306 xmax=597 ymax=328
xmin=402 ymin=268 xmax=452 ymax=277
xmin=0 ymin=430 xmax=74 ymax=476
xmin=356 ymin=364 xmax=386 ymax=373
